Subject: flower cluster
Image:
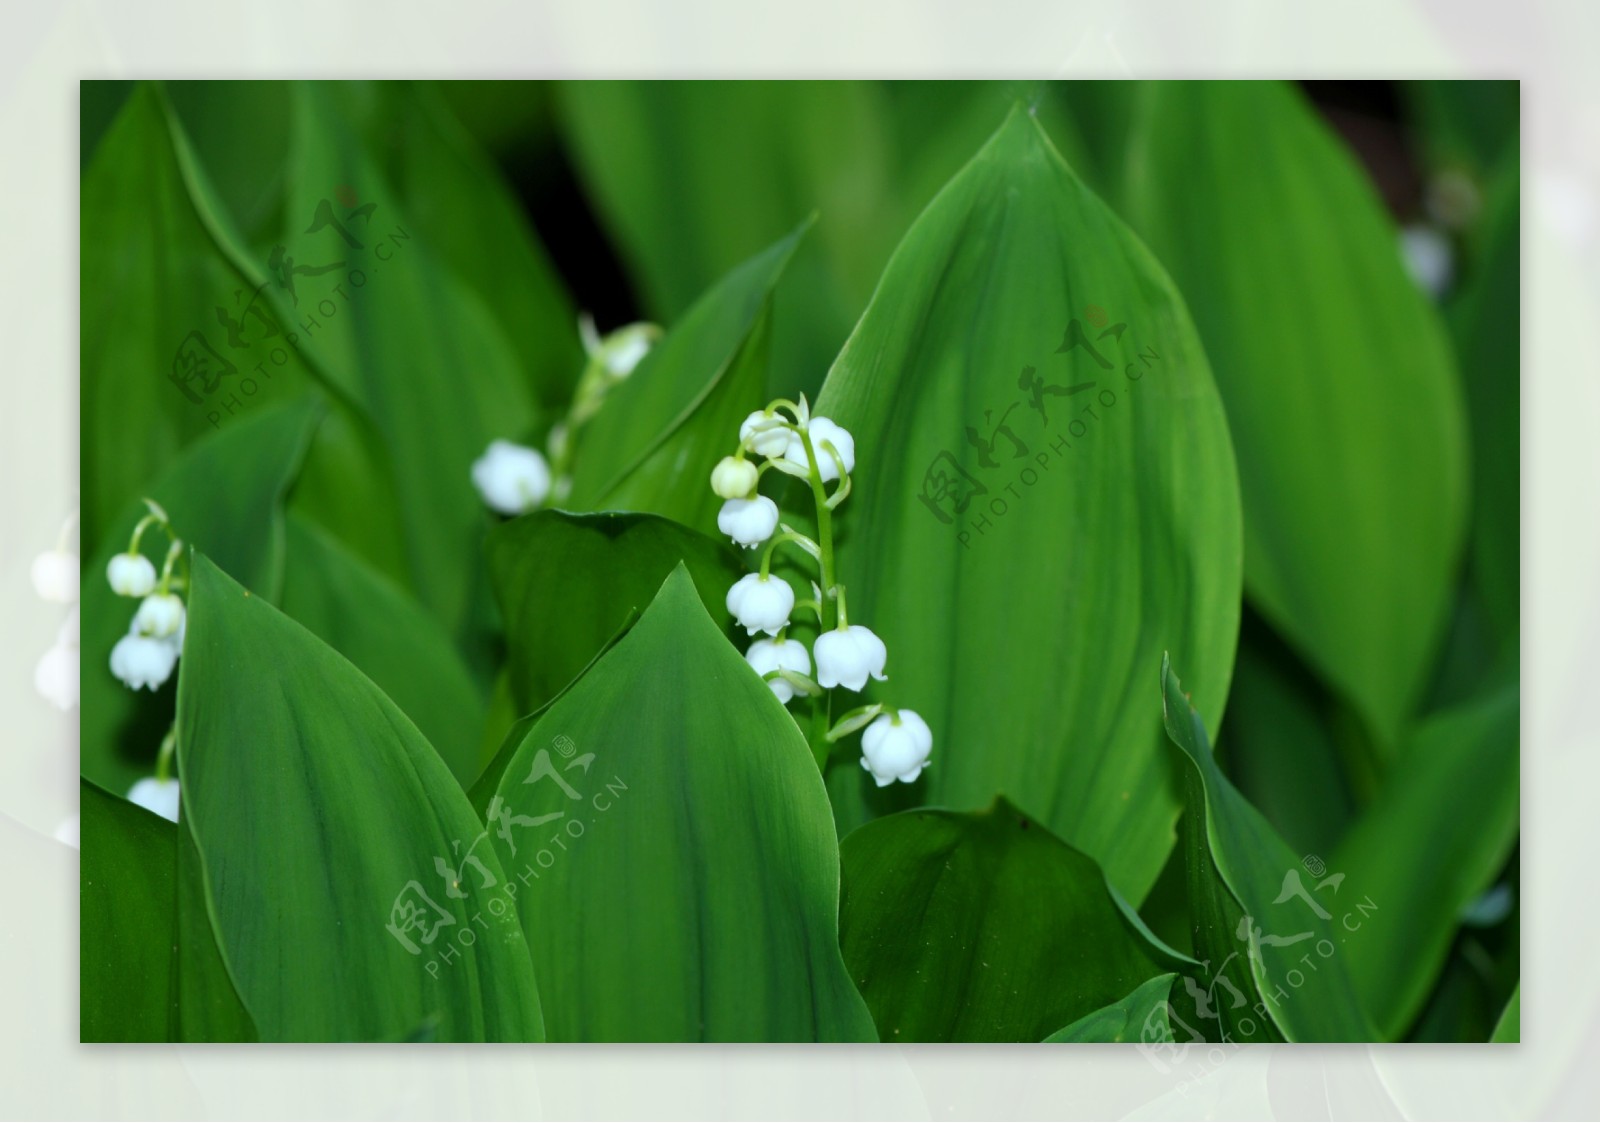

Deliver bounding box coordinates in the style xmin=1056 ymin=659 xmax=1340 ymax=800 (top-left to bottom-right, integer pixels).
xmin=471 ymin=313 xmax=661 ymax=516
xmin=710 ymin=397 xmax=932 ymax=787
xmin=105 ymin=500 xmax=188 ymax=822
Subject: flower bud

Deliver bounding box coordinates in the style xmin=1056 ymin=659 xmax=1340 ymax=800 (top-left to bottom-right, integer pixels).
xmin=717 ymin=496 xmax=780 ymax=549
xmin=860 ymin=710 xmax=932 ymax=787
xmin=814 ymin=624 xmax=887 ymax=691
xmin=740 ymin=411 xmax=791 ymax=458
xmin=134 ymin=593 xmax=185 ymax=639
xmin=726 ymin=573 xmax=794 ymax=637
xmin=710 ymin=455 xmax=759 ymax=499
xmin=783 ymin=417 xmax=856 ymax=482
xmin=107 ymin=552 xmax=157 ymax=597
xmin=471 ymin=440 xmax=551 ymax=515
xmin=746 ymin=638 xmax=811 ymax=704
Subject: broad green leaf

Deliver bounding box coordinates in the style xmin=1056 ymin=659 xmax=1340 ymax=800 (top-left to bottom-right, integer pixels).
xmin=557 ymin=81 xmax=894 ymax=398
xmin=283 ymin=80 xmax=536 ymax=653
xmin=1125 ymin=81 xmax=1468 ymax=751
xmin=486 ymin=510 xmax=746 ymax=714
xmin=1447 ymin=162 xmax=1520 ymax=657
xmin=1491 ymin=983 xmax=1520 ymax=1043
xmin=1043 ymin=973 xmax=1178 ymax=1043
xmin=1217 ymin=615 xmax=1355 ymax=858
xmin=838 ymin=800 xmax=1189 ymax=1042
xmin=280 ymin=513 xmax=486 ymax=787
xmin=1332 ymin=683 xmax=1519 ymax=1039
xmin=175 ymin=823 xmax=258 ymax=1042
xmin=176 ymin=553 xmax=544 ymax=1041
xmin=478 ymin=566 xmax=876 ymax=1041
xmin=1404 ymin=80 xmax=1520 ymax=186
xmin=385 ymin=82 xmax=583 ymax=414
xmin=1162 ymin=656 xmax=1376 ymax=1041
xmin=80 ymin=779 xmax=178 ymax=1041
xmin=80 ymin=84 xmax=313 ymax=554
xmin=566 ymin=224 xmax=804 ymax=534
xmin=814 ymin=105 xmax=1242 ymax=903
xmin=165 ymin=81 xmax=291 ymax=249
xmin=81 ymin=398 xmax=318 ymax=798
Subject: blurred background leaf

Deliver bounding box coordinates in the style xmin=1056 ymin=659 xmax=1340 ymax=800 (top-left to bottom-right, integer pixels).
xmin=1125 ymin=81 xmax=1469 ymax=771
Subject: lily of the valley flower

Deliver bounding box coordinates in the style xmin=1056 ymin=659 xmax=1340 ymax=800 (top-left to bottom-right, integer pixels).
xmin=110 ymin=630 xmax=179 ymax=691
xmin=745 ymin=637 xmax=812 ymax=703
xmin=710 ymin=455 xmax=759 ymax=499
xmin=717 ymin=496 xmax=780 ymax=549
xmin=784 ymin=416 xmax=855 ymax=482
xmin=107 ymin=552 xmax=158 ymax=597
xmin=726 ymin=573 xmax=794 ymax=637
xmin=581 ymin=314 xmax=660 ymax=380
xmin=472 ymin=439 xmax=552 ymax=515
xmin=127 ymin=777 xmax=180 ymax=823
xmin=740 ymin=411 xmax=792 ymax=459
xmin=814 ymin=624 xmax=887 ymax=691
xmin=134 ymin=593 xmax=185 ymax=639
xmin=31 ymin=549 xmax=79 ymax=603
xmin=860 ymin=710 xmax=932 ymax=787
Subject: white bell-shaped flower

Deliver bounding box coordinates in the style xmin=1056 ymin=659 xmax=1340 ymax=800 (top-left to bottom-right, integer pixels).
xmin=740 ymin=411 xmax=792 ymax=458
xmin=34 ymin=643 xmax=79 ymax=711
xmin=726 ymin=573 xmax=794 ymax=637
xmin=710 ymin=455 xmax=759 ymax=499
xmin=128 ymin=777 xmax=180 ymax=823
xmin=717 ymin=496 xmax=780 ymax=549
xmin=746 ymin=637 xmax=811 ymax=704
xmin=31 ymin=549 xmax=79 ymax=603
xmin=814 ymin=624 xmax=887 ymax=691
xmin=860 ymin=710 xmax=933 ymax=787
xmin=784 ymin=417 xmax=855 ymax=482
xmin=471 ymin=440 xmax=552 ymax=515
xmin=107 ymin=552 xmax=157 ymax=597
xmin=133 ymin=593 xmax=185 ymax=639
xmin=110 ymin=631 xmax=179 ymax=691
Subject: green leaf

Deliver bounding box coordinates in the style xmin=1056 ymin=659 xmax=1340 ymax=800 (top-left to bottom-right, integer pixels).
xmin=1446 ymin=162 xmax=1520 ymax=657
xmin=279 ymin=513 xmax=487 ymax=788
xmin=282 ymin=81 xmax=537 ymax=653
xmin=80 ymin=84 xmax=314 ymax=555
xmin=175 ymin=553 xmax=544 ymax=1041
xmin=557 ymin=81 xmax=895 ymax=399
xmin=477 ymin=565 xmax=876 ymax=1041
xmin=1162 ymin=656 xmax=1376 ymax=1042
xmin=80 ymin=779 xmax=179 ymax=1041
xmin=1404 ymin=80 xmax=1520 ymax=184
xmin=486 ymin=510 xmax=746 ymax=715
xmin=81 ymin=398 xmax=318 ymax=798
xmin=566 ymin=224 xmax=805 ymax=534
xmin=1332 ymin=683 xmax=1519 ymax=1039
xmin=814 ymin=105 xmax=1242 ymax=904
xmin=1125 ymin=81 xmax=1468 ymax=752
xmin=1491 ymin=983 xmax=1520 ymax=1043
xmin=1043 ymin=973 xmax=1178 ymax=1043
xmin=838 ymin=800 xmax=1190 ymax=1042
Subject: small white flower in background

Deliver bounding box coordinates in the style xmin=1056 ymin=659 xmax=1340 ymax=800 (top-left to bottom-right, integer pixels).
xmin=710 ymin=455 xmax=759 ymax=500
xmin=34 ymin=643 xmax=78 ymax=712
xmin=110 ymin=631 xmax=179 ymax=691
xmin=127 ymin=777 xmax=180 ymax=823
xmin=581 ymin=313 xmax=659 ymax=380
xmin=472 ymin=439 xmax=552 ymax=515
xmin=814 ymin=624 xmax=887 ymax=691
xmin=107 ymin=552 xmax=158 ymax=597
xmin=746 ymin=638 xmax=811 ymax=704
xmin=726 ymin=573 xmax=795 ymax=637
xmin=860 ymin=710 xmax=933 ymax=787
xmin=133 ymin=593 xmax=185 ymax=639
xmin=784 ymin=417 xmax=855 ymax=482
xmin=31 ymin=549 xmax=79 ymax=603
xmin=740 ymin=411 xmax=792 ymax=459
xmin=717 ymin=496 xmax=780 ymax=549
xmin=1400 ymin=224 xmax=1454 ymax=299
